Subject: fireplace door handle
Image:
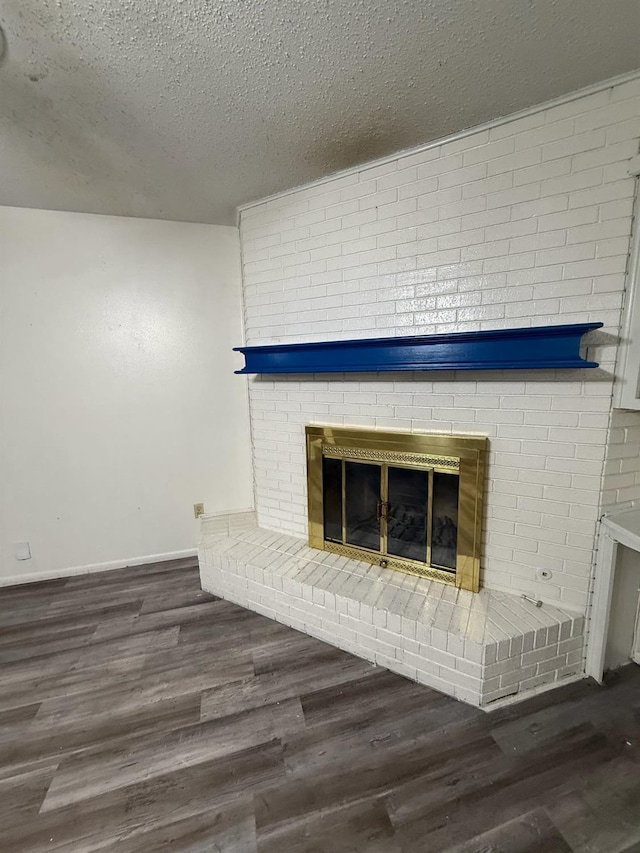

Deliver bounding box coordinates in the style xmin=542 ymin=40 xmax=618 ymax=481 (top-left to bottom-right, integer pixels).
xmin=376 ymin=501 xmax=389 ymax=522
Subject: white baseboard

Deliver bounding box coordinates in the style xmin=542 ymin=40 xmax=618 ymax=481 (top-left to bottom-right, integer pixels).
xmin=0 ymin=548 xmax=198 ymax=588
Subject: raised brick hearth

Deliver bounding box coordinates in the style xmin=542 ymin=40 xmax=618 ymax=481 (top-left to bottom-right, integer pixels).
xmin=199 ymin=512 xmax=584 ymax=707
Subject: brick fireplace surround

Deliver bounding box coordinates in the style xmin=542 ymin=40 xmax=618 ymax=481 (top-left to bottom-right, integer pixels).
xmin=200 ymin=73 xmax=640 ymax=707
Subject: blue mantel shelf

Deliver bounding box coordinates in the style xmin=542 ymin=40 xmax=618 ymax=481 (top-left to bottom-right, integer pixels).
xmin=233 ymin=322 xmax=603 ymax=375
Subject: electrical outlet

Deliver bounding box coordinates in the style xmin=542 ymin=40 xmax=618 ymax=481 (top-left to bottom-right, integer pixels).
xmin=193 ymin=503 xmax=205 ymax=519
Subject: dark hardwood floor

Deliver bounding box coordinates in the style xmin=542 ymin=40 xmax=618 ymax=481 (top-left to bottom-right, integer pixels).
xmin=1 ymin=557 xmax=639 ymax=852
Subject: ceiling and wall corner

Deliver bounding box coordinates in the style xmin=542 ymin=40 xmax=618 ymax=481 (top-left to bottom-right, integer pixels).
xmin=0 ymin=0 xmax=639 ymax=225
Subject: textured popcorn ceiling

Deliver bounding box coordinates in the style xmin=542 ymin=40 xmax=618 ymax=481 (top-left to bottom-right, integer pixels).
xmin=1 ymin=0 xmax=639 ymax=225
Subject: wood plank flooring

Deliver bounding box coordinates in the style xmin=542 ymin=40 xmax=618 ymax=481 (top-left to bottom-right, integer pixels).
xmin=1 ymin=557 xmax=639 ymax=852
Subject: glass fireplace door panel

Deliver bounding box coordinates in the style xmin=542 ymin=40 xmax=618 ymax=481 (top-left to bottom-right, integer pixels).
xmin=345 ymin=462 xmax=381 ymax=552
xmin=386 ymin=466 xmax=429 ymax=562
xmin=431 ymin=471 xmax=459 ymax=570
xmin=322 ymin=456 xmax=343 ymax=543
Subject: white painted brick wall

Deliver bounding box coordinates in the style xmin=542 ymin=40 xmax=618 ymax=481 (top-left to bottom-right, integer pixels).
xmin=239 ymin=77 xmax=640 ymax=614
xmin=602 ymin=409 xmax=640 ymax=510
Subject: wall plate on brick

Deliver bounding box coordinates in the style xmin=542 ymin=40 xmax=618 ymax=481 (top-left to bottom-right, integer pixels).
xmin=14 ymin=542 xmax=31 ymax=561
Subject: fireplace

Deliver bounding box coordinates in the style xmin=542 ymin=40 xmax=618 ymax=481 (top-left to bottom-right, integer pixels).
xmin=306 ymin=426 xmax=487 ymax=592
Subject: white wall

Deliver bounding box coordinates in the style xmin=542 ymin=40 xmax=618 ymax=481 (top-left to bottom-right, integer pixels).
xmin=0 ymin=207 xmax=253 ymax=584
xmin=239 ymin=75 xmax=640 ymax=613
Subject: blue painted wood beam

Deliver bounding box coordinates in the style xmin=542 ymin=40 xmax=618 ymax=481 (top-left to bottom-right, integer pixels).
xmin=234 ymin=322 xmax=603 ymax=375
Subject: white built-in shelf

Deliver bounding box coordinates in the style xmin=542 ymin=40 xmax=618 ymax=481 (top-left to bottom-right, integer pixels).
xmin=601 ymin=508 xmax=640 ymax=551
xmin=587 ymin=507 xmax=640 ymax=682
